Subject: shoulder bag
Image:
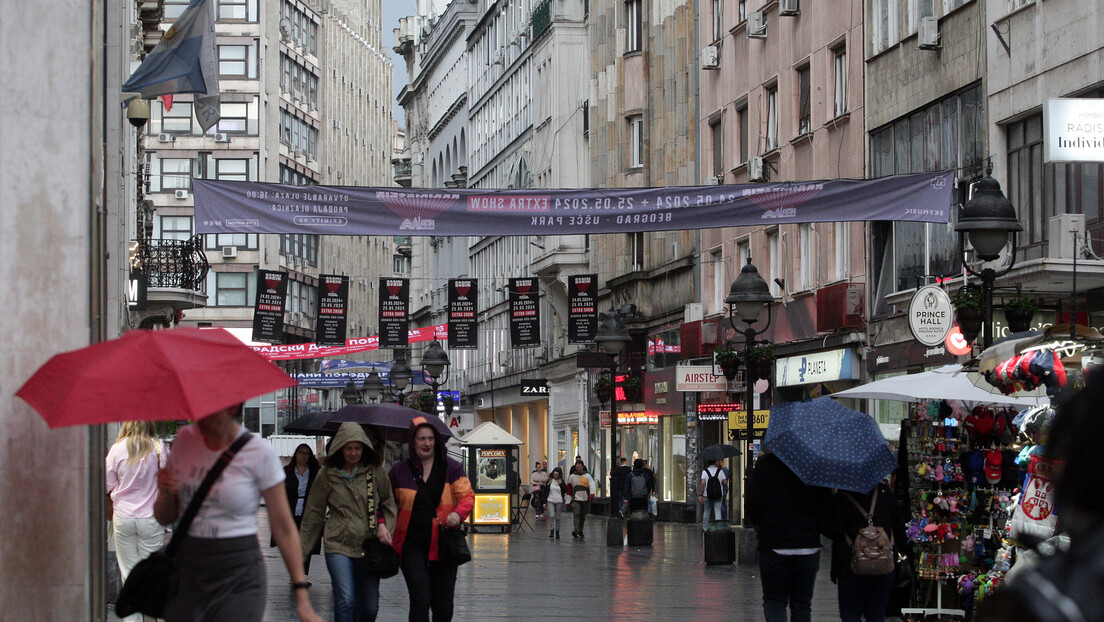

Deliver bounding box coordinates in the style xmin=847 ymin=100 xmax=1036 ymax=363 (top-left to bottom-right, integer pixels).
xmin=115 ymin=433 xmax=252 ymax=618
xmin=362 ymin=466 xmax=399 ymax=577
xmin=412 ymin=462 xmax=472 ymax=566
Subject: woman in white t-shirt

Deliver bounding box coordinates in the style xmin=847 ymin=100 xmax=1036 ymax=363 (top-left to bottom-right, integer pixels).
xmin=154 ymin=403 xmax=322 ymax=622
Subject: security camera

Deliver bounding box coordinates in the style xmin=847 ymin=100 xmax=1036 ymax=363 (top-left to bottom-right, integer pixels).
xmin=126 ymin=98 xmax=150 ymax=128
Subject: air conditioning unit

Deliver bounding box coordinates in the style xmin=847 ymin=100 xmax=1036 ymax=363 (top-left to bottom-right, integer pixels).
xmin=214 ymin=132 xmax=230 ymax=143
xmin=701 ymin=45 xmax=719 ymax=70
xmin=918 ymin=16 xmax=940 ymax=49
xmin=158 ymin=133 xmax=175 ymax=143
xmin=221 ymin=246 xmax=238 ymax=259
xmin=290 ymin=312 xmax=303 ymax=322
xmin=174 ymin=189 xmax=189 ymax=200
xmin=703 ymin=175 xmax=721 ymax=185
xmin=747 ymin=11 xmax=767 ymax=38
xmin=748 ymin=156 xmax=767 ymax=182
xmin=816 ymin=282 xmax=866 ymax=331
xmin=1048 ymin=213 xmax=1086 ymax=260
xmin=779 ymin=0 xmax=800 ymax=16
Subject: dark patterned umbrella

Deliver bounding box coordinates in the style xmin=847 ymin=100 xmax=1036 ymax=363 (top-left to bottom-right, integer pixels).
xmin=764 ymin=397 xmax=896 ymax=493
xmin=700 ymin=444 xmax=741 ymax=462
xmin=327 ymin=403 xmax=452 ymax=442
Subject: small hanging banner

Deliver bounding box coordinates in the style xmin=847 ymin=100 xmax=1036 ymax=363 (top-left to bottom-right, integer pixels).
xmin=379 ymin=277 xmax=410 ymax=348
xmin=568 ymin=274 xmax=598 ymax=344
xmin=448 ymin=278 xmax=479 ymax=349
xmin=252 ymin=270 xmax=288 ymax=344
xmin=509 ymin=277 xmax=540 ymax=348
xmin=315 ymin=275 xmax=349 ymax=347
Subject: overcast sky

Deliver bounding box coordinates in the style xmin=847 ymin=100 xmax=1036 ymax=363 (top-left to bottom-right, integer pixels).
xmin=382 ymin=0 xmax=414 ymax=125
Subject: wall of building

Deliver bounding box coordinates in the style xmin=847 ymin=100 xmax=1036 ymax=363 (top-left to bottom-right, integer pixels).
xmin=1 ymin=0 xmax=98 ymax=618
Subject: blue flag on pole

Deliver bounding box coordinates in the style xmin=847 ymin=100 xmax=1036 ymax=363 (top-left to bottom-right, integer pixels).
xmin=122 ymin=0 xmax=220 ymax=132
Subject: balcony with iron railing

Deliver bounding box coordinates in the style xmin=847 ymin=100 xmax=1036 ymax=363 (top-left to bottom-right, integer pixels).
xmin=532 ymin=0 xmax=552 ymax=39
xmin=129 ymin=235 xmax=209 ymax=327
xmin=392 ymin=157 xmax=412 ymax=187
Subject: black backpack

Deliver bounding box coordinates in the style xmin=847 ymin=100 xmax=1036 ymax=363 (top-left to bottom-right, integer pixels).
xmin=705 ymin=467 xmax=723 ymax=500
xmin=629 ymin=472 xmax=649 ymax=499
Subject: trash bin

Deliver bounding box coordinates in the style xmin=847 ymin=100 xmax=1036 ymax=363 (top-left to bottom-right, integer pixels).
xmin=704 ymin=527 xmax=736 ymax=564
xmin=626 ymin=511 xmax=653 ymax=546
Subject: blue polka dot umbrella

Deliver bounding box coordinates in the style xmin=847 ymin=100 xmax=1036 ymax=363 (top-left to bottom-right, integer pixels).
xmin=763 ymin=397 xmax=897 ymax=493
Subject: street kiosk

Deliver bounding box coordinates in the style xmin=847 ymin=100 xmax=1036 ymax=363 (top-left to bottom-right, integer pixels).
xmin=458 ymin=422 xmax=525 ymax=533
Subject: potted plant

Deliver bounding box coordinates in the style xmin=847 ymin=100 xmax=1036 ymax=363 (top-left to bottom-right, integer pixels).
xmin=951 ymin=286 xmax=984 ymax=345
xmin=713 ymin=345 xmax=741 ymax=381
xmin=412 ymin=389 xmax=438 ymax=415
xmin=746 ymin=343 xmax=775 ymax=380
xmin=593 ymin=371 xmax=613 ymax=403
xmin=1003 ymin=289 xmax=1038 ymax=333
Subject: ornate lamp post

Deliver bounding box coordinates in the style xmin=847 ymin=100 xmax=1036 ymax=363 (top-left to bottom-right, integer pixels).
xmin=594 ymin=308 xmax=632 ymax=524
xmin=724 ymin=258 xmax=777 ymax=484
xmin=955 ymin=171 xmax=1022 ymax=350
xmin=341 ymin=379 xmax=362 ymax=406
xmin=364 ymin=354 xmax=413 ymax=405
xmin=361 ymin=370 xmax=385 ymax=403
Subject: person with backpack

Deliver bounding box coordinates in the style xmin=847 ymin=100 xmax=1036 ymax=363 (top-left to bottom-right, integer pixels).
xmin=699 ymin=458 xmax=727 ymax=530
xmin=622 ymin=459 xmax=655 ymax=515
xmin=825 ymin=481 xmax=907 ymax=622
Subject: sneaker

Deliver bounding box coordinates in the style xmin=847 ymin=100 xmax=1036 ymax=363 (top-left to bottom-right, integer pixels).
xmin=572 ymin=531 xmax=579 ymax=538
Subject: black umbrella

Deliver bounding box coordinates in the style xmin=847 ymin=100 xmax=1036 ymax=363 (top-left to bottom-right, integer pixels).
xmin=328 ymin=403 xmax=453 ymax=442
xmin=700 ymin=444 xmax=741 ymax=462
xmin=282 ymin=410 xmax=339 ymax=436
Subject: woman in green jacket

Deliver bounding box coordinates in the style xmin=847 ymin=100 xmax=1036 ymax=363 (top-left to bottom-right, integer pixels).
xmin=300 ymin=422 xmax=397 ymax=622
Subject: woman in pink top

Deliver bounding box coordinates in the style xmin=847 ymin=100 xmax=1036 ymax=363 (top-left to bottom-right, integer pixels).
xmin=106 ymin=421 xmax=167 ymax=621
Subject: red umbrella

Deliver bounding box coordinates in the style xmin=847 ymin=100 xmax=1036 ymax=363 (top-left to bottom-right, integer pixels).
xmin=16 ymin=328 xmax=296 ymax=428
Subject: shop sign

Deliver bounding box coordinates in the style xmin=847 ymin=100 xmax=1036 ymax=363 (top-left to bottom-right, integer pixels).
xmin=127 ymin=271 xmax=147 ymax=311
xmin=675 ymin=363 xmax=727 ymax=392
xmin=520 ymin=379 xmax=549 ymax=396
xmin=775 ymin=349 xmax=858 ymax=387
xmin=478 ymin=448 xmax=506 ymax=459
xmin=471 ymin=494 xmax=511 ymax=525
xmin=867 ymin=341 xmax=957 ymax=374
xmin=599 ymin=410 xmax=658 ymax=427
xmin=445 ymin=411 xmax=474 ymax=434
xmin=1044 ymin=98 xmax=1104 ymax=163
xmin=728 ymin=409 xmax=770 ymax=432
xmin=698 ymin=403 xmax=740 ymax=421
xmin=907 ymin=285 xmax=953 ymax=347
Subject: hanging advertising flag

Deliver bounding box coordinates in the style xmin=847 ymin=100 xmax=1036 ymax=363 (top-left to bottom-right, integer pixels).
xmin=193 ymin=172 xmax=956 ymax=237
xmin=251 ymin=270 xmax=288 ymax=344
xmin=448 ymin=278 xmax=478 ymax=349
xmin=315 ymin=275 xmax=349 ymax=347
xmin=568 ymin=274 xmax=598 ymax=344
xmin=509 ymin=277 xmax=540 ymax=348
xmin=379 ymin=277 xmax=410 ymax=348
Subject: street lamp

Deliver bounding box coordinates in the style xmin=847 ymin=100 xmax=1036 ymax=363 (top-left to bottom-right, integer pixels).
xmin=725 ymin=258 xmax=777 ymax=484
xmin=365 ymin=354 xmax=414 ymax=405
xmin=341 ymin=379 xmax=361 ymax=406
xmin=421 ymin=340 xmax=451 ymax=391
xmin=361 ymin=370 xmax=385 ymax=403
xmin=594 ymin=308 xmax=632 ymax=523
xmin=955 ymin=172 xmax=1022 ymax=349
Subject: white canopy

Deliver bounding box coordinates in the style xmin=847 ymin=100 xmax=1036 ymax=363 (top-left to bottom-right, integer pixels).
xmin=458 ymin=421 xmax=525 ymax=446
xmin=831 ymin=364 xmax=1046 ymax=407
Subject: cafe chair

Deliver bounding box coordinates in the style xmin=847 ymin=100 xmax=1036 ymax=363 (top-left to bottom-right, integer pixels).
xmin=511 ymin=492 xmax=533 ymax=533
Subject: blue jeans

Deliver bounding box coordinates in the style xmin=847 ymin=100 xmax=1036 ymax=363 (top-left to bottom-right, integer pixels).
xmin=837 ymin=572 xmax=895 ymax=622
xmin=325 ymin=552 xmax=381 ymax=622
xmin=702 ymin=498 xmax=724 ymax=530
xmin=759 ymin=549 xmax=820 ymax=622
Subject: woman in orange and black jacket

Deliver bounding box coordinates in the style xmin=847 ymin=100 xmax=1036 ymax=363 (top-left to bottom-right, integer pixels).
xmin=388 ymin=417 xmax=475 ymax=622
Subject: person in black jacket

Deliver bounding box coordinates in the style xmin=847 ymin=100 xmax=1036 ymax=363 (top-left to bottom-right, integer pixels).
xmin=824 ymin=482 xmax=907 ymax=622
xmin=272 ymin=443 xmax=321 ymax=572
xmin=622 ymin=459 xmax=655 ymax=515
xmin=746 ymin=450 xmax=832 ymax=622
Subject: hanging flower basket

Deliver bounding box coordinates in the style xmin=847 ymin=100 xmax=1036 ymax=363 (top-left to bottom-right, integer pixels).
xmin=412 ymin=390 xmax=438 ymax=415
xmin=1003 ymin=291 xmax=1038 ymax=333
xmin=713 ymin=346 xmax=741 ymax=381
xmin=593 ymin=372 xmax=613 ymax=404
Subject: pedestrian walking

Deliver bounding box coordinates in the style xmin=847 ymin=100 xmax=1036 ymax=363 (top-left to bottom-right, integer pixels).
xmin=544 ymin=467 xmax=568 ymax=539
xmin=299 ymin=423 xmax=397 ymax=622
xmin=154 ymin=403 xmax=322 ymax=622
xmin=272 ymin=443 xmax=320 ymax=574
xmin=106 ymin=421 xmax=168 ymax=622
xmin=699 ymin=458 xmax=727 ymax=530
xmin=388 ymin=417 xmax=475 ymax=622
xmin=745 ymin=450 xmax=831 ymax=622
xmin=529 ymin=461 xmax=548 ymax=519
xmin=824 ymin=482 xmax=906 ymax=622
xmin=610 ymin=458 xmax=632 ymax=517
xmin=623 ymin=458 xmax=655 ymax=515
xmin=566 ymin=460 xmax=594 ymax=537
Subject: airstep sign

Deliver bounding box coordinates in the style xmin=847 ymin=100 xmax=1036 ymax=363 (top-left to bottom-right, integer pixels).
xmin=676 ymin=364 xmax=728 ymax=392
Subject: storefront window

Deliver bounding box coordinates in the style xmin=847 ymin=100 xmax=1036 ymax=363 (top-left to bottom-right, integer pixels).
xmin=870 ymin=371 xmax=908 ymax=424
xmin=660 ymin=415 xmax=687 ymax=502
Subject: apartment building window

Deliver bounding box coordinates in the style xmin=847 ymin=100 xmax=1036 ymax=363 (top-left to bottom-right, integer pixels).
xmin=738 ymin=0 xmax=747 ymax=23
xmin=768 ymin=231 xmax=781 ymax=298
xmin=626 ymin=0 xmax=642 ymax=53
xmin=283 ymin=2 xmax=319 ymax=56
xmin=799 ymin=224 xmax=814 ymax=290
xmin=797 ymin=64 xmax=811 ymax=135
xmin=279 ymin=109 xmax=319 ymax=158
xmin=710 ymin=116 xmax=724 ymax=178
xmin=213 ymin=102 xmax=251 ymax=134
xmin=582 ymin=99 xmax=590 ymax=136
xmin=737 ymin=241 xmax=750 ymax=270
xmin=218 ymin=0 xmax=257 ymax=22
xmin=765 ymin=84 xmax=778 ymax=151
xmin=281 ymin=234 xmax=318 ymax=265
xmin=163 ymin=0 xmax=190 ymax=20
xmin=711 ymin=251 xmax=725 ymax=313
xmin=161 ymin=102 xmax=193 ymax=134
xmin=160 ymin=158 xmax=193 ymax=190
xmin=712 ymin=0 xmax=723 ymax=41
xmin=833 ymin=45 xmax=848 ymax=117
xmin=215 ymin=159 xmax=249 ymax=181
xmin=835 ymin=222 xmax=850 ymax=280
xmin=908 ymin=0 xmax=934 ymax=34
xmin=393 ymin=254 xmax=410 ymax=274
xmin=943 ymin=0 xmax=968 ymax=12
xmin=631 ymin=232 xmax=646 ymax=270
xmin=158 ymin=215 xmax=193 ymax=241
xmin=737 ymin=104 xmax=749 ymax=163
xmin=872 ymin=0 xmax=898 ymax=55
xmin=212 ymin=272 xmax=250 ymax=306
xmin=218 ymin=45 xmax=255 ymax=79
xmin=206 ymin=233 xmax=258 ymax=250
xmin=280 ymin=164 xmax=318 ymax=186
xmin=629 ymin=114 xmax=644 ymax=168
